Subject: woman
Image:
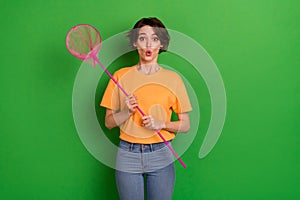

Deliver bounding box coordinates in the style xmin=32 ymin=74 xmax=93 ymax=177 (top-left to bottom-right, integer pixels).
xmin=100 ymin=17 xmax=192 ymax=200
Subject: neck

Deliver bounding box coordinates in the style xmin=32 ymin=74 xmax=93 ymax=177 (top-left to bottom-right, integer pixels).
xmin=137 ymin=62 xmax=160 ymax=75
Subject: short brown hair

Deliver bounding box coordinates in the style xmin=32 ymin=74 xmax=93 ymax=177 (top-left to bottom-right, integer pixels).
xmin=127 ymin=17 xmax=170 ymax=53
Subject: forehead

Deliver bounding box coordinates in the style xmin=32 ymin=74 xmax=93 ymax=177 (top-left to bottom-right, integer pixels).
xmin=138 ymin=25 xmax=157 ymax=35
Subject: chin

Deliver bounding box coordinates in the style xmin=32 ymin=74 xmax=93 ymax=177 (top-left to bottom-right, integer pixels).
xmin=141 ymin=57 xmax=154 ymax=62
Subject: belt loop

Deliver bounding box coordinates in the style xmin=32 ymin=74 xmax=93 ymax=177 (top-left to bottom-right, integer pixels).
xmin=150 ymin=144 xmax=153 ymax=152
xmin=130 ymin=143 xmax=133 ymax=152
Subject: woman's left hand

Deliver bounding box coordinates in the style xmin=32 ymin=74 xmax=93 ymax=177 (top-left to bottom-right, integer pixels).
xmin=142 ymin=115 xmax=165 ymax=130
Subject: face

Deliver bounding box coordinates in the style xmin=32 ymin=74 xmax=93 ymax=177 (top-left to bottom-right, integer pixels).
xmin=134 ymin=25 xmax=162 ymax=63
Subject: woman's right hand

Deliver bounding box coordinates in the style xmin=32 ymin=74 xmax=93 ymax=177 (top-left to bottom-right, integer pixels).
xmin=125 ymin=94 xmax=138 ymax=114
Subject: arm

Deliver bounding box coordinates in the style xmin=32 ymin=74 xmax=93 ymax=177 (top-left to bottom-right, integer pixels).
xmin=142 ymin=112 xmax=190 ymax=133
xmin=104 ymin=109 xmax=129 ymax=129
xmin=104 ymin=94 xmax=138 ymax=130
xmin=165 ymin=112 xmax=190 ymax=133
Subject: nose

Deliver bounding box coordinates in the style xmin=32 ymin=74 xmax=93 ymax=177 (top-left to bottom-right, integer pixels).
xmin=146 ymin=39 xmax=152 ymax=47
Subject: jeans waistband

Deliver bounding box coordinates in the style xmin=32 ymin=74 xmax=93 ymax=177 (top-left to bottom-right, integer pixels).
xmin=118 ymin=140 xmax=171 ymax=153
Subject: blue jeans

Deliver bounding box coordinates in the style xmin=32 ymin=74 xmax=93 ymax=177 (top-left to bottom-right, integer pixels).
xmin=116 ymin=140 xmax=175 ymax=200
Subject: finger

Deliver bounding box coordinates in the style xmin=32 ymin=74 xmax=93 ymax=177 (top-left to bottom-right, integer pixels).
xmin=129 ymin=94 xmax=136 ymax=100
xmin=129 ymin=99 xmax=137 ymax=104
xmin=142 ymin=115 xmax=150 ymax=122
xmin=131 ymin=103 xmax=138 ymax=108
xmin=127 ymin=94 xmax=135 ymax=101
xmin=142 ymin=116 xmax=149 ymax=120
xmin=144 ymin=120 xmax=152 ymax=127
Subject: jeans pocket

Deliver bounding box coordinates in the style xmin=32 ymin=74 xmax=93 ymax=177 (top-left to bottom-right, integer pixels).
xmin=118 ymin=140 xmax=130 ymax=151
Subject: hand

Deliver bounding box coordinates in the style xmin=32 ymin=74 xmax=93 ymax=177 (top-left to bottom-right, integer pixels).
xmin=125 ymin=94 xmax=138 ymax=114
xmin=142 ymin=115 xmax=166 ymax=130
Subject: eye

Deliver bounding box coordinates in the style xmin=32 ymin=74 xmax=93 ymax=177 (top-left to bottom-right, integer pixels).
xmin=152 ymin=37 xmax=159 ymax=42
xmin=139 ymin=37 xmax=145 ymax=41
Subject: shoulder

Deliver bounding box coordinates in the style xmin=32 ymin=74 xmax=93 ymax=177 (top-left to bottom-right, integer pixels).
xmin=114 ymin=66 xmax=135 ymax=77
xmin=160 ymin=68 xmax=183 ymax=82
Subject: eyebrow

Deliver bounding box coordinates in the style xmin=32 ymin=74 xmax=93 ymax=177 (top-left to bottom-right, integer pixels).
xmin=138 ymin=32 xmax=158 ymax=36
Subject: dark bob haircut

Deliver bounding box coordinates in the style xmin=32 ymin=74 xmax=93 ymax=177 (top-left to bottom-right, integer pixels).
xmin=127 ymin=17 xmax=170 ymax=53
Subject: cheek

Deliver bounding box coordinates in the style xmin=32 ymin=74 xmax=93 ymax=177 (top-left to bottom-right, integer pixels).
xmin=136 ymin=40 xmax=145 ymax=48
xmin=153 ymin=45 xmax=161 ymax=52
xmin=153 ymin=42 xmax=162 ymax=49
xmin=137 ymin=48 xmax=144 ymax=56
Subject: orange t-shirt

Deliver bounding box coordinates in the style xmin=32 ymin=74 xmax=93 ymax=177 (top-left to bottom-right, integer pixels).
xmin=100 ymin=66 xmax=192 ymax=144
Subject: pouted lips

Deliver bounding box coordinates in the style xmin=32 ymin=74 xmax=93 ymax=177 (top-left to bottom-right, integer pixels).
xmin=145 ymin=50 xmax=152 ymax=56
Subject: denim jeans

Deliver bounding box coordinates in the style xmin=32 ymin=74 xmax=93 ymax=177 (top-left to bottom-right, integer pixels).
xmin=116 ymin=140 xmax=175 ymax=200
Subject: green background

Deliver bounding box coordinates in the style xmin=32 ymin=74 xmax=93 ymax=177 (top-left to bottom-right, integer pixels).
xmin=1 ymin=0 xmax=300 ymax=199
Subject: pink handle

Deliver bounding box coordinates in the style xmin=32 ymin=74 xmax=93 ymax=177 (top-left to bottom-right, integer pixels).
xmin=91 ymin=54 xmax=186 ymax=168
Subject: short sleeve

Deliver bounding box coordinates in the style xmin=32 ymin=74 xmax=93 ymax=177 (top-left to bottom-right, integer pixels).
xmin=172 ymin=76 xmax=192 ymax=113
xmin=100 ymin=72 xmax=120 ymax=111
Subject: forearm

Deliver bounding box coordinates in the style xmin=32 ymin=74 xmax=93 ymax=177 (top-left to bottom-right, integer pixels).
xmin=105 ymin=109 xmax=130 ymax=129
xmin=142 ymin=112 xmax=190 ymax=133
xmin=164 ymin=120 xmax=190 ymax=133
xmin=105 ymin=94 xmax=138 ymax=130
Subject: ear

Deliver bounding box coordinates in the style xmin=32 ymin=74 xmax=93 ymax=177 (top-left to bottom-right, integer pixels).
xmin=133 ymin=42 xmax=137 ymax=47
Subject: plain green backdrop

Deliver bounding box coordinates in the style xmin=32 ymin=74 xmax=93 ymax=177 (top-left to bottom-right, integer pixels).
xmin=1 ymin=0 xmax=300 ymax=199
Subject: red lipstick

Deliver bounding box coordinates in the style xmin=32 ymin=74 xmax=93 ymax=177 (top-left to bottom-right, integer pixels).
xmin=145 ymin=50 xmax=152 ymax=56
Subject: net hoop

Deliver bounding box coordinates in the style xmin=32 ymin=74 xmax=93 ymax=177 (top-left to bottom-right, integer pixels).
xmin=66 ymin=24 xmax=102 ymax=65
